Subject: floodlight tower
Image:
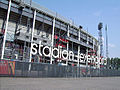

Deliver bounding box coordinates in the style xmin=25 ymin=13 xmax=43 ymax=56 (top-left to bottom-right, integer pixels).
xmin=105 ymin=25 xmax=108 ymax=58
xmin=98 ymin=22 xmax=103 ymax=57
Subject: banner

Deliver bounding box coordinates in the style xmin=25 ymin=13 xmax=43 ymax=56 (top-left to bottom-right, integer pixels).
xmin=0 ymin=60 xmax=15 ymax=75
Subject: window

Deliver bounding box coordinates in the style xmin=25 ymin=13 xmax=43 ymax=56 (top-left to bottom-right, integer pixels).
xmin=26 ymin=36 xmax=29 ymax=39
xmin=43 ymin=40 xmax=47 ymax=43
xmin=33 ymin=37 xmax=37 ymax=41
xmin=37 ymin=29 xmax=40 ymax=35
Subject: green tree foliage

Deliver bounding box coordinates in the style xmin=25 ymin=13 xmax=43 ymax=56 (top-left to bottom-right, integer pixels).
xmin=107 ymin=57 xmax=120 ymax=70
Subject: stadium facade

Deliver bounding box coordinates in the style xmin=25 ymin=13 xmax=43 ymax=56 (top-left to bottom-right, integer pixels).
xmin=0 ymin=0 xmax=103 ymax=68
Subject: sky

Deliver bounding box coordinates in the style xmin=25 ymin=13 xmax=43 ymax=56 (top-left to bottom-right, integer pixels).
xmin=32 ymin=0 xmax=120 ymax=58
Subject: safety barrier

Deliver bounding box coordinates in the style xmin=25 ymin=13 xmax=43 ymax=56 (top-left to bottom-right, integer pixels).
xmin=0 ymin=60 xmax=120 ymax=77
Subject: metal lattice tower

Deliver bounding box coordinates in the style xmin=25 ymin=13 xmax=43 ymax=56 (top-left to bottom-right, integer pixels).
xmin=98 ymin=22 xmax=103 ymax=57
xmin=105 ymin=25 xmax=108 ymax=58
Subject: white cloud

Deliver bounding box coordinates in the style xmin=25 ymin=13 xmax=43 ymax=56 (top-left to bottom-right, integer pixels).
xmin=93 ymin=11 xmax=102 ymax=17
xmin=94 ymin=36 xmax=115 ymax=48
xmin=112 ymin=7 xmax=120 ymax=12
xmin=102 ymin=37 xmax=104 ymax=41
xmin=108 ymin=43 xmax=115 ymax=48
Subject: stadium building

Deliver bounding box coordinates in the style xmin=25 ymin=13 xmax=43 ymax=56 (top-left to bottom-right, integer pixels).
xmin=0 ymin=0 xmax=101 ymax=68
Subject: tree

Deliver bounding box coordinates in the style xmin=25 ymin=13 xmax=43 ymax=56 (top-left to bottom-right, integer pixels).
xmin=108 ymin=57 xmax=120 ymax=70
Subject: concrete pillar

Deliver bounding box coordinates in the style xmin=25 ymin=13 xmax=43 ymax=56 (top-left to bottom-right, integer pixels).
xmin=66 ymin=25 xmax=69 ymax=65
xmin=86 ymin=34 xmax=89 ymax=69
xmin=28 ymin=10 xmax=36 ymax=71
xmin=77 ymin=29 xmax=81 ymax=66
xmin=93 ymin=39 xmax=95 ymax=51
xmin=1 ymin=0 xmax=11 ymax=59
xmin=29 ymin=10 xmax=36 ymax=63
xmin=50 ymin=18 xmax=55 ymax=64
xmin=97 ymin=44 xmax=101 ymax=69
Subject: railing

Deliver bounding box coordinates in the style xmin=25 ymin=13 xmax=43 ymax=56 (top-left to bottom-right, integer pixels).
xmin=0 ymin=59 xmax=120 ymax=77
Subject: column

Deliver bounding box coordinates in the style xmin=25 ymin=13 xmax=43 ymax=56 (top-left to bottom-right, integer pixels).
xmin=29 ymin=10 xmax=36 ymax=62
xmin=97 ymin=44 xmax=101 ymax=69
xmin=86 ymin=34 xmax=89 ymax=76
xmin=77 ymin=29 xmax=81 ymax=66
xmin=66 ymin=25 xmax=69 ymax=65
xmin=50 ymin=18 xmax=55 ymax=64
xmin=93 ymin=39 xmax=95 ymax=51
xmin=93 ymin=39 xmax=96 ymax=67
xmin=1 ymin=0 xmax=11 ymax=59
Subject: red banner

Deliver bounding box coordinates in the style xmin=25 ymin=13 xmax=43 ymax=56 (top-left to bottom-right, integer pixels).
xmin=0 ymin=60 xmax=15 ymax=75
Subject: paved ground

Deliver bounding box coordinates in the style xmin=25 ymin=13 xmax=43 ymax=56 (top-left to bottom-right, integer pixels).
xmin=0 ymin=77 xmax=120 ymax=90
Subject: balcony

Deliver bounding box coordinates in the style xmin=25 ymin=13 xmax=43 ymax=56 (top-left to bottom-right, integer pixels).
xmin=66 ymin=36 xmax=93 ymax=49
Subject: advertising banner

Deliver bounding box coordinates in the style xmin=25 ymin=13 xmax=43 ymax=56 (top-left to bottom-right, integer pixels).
xmin=0 ymin=60 xmax=15 ymax=75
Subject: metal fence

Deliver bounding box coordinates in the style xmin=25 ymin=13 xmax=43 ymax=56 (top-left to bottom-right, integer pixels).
xmin=0 ymin=60 xmax=120 ymax=77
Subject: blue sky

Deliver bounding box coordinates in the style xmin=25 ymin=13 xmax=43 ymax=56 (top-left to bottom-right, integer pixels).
xmin=33 ymin=0 xmax=120 ymax=58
